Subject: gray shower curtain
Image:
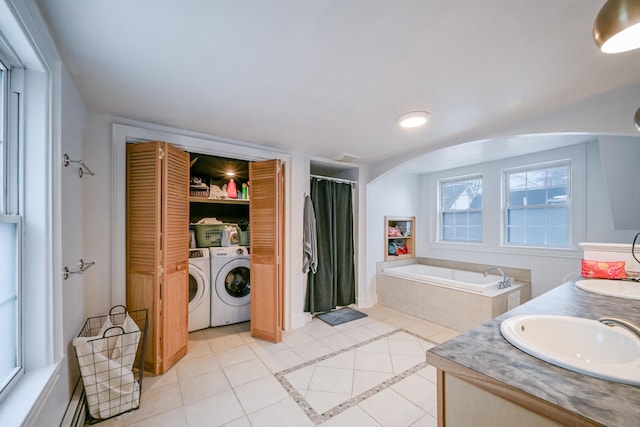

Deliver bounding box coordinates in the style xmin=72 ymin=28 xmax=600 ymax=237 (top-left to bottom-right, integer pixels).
xmin=305 ymin=177 xmax=355 ymax=314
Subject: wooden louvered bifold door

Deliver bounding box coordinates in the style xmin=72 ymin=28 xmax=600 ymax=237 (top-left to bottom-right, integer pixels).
xmin=126 ymin=141 xmax=189 ymax=375
xmin=127 ymin=142 xmax=162 ymax=374
xmin=249 ymin=159 xmax=284 ymax=343
xmin=160 ymin=143 xmax=189 ymax=372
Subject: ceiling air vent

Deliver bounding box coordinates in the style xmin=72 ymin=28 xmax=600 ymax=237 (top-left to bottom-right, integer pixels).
xmin=334 ymin=153 xmax=361 ymax=163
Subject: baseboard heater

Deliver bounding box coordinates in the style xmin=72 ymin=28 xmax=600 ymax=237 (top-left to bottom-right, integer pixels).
xmin=60 ymin=378 xmax=86 ymax=427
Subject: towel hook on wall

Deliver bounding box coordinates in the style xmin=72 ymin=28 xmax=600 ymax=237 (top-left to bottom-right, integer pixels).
xmin=63 ymin=154 xmax=95 ymax=178
xmin=63 ymin=259 xmax=96 ymax=280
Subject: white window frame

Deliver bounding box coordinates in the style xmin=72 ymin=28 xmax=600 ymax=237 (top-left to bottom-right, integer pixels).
xmin=0 ymin=36 xmax=24 ymax=403
xmin=438 ymin=174 xmax=483 ymax=243
xmin=0 ymin=215 xmax=21 ymax=398
xmin=502 ymin=160 xmax=572 ymax=248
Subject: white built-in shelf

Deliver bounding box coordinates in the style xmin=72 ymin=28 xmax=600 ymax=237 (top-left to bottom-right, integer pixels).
xmin=385 ymin=216 xmax=415 ymax=261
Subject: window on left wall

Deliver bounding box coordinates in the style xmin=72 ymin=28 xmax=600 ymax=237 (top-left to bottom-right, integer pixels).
xmin=0 ymin=51 xmax=23 ymax=399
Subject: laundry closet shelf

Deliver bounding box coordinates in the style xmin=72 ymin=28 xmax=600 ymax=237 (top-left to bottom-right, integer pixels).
xmin=190 ymin=197 xmax=249 ymax=205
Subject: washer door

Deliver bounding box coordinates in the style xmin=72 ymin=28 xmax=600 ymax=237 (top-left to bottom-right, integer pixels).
xmin=189 ymin=264 xmax=208 ymax=312
xmin=215 ymin=257 xmax=250 ymax=307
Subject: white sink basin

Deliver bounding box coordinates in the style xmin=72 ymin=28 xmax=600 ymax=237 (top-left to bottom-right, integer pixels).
xmin=500 ymin=314 xmax=640 ymax=385
xmin=575 ymin=279 xmax=640 ymax=300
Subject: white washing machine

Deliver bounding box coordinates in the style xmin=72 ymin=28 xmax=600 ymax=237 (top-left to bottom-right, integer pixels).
xmin=188 ymin=248 xmax=211 ymax=332
xmin=210 ymin=246 xmax=250 ymax=327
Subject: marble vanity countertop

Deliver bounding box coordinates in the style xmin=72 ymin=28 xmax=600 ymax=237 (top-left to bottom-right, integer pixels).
xmin=427 ymin=280 xmax=640 ymax=426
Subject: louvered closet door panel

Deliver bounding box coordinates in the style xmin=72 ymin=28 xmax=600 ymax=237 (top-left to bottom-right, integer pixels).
xmin=126 ymin=141 xmax=189 ymax=375
xmin=126 ymin=142 xmax=162 ymax=373
xmin=249 ymin=159 xmax=284 ymax=343
xmin=127 ymin=145 xmax=160 ymax=268
xmin=160 ymin=143 xmax=189 ymax=372
xmin=163 ymin=145 xmax=190 ymax=268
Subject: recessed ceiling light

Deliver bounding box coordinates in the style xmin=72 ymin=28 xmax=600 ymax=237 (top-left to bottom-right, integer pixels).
xmin=397 ymin=111 xmax=431 ymax=128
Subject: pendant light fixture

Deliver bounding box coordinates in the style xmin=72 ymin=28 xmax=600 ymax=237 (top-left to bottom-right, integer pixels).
xmin=593 ymin=0 xmax=640 ymax=53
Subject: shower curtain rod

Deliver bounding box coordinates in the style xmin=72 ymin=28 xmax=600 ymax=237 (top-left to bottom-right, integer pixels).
xmin=310 ymin=174 xmax=357 ymax=185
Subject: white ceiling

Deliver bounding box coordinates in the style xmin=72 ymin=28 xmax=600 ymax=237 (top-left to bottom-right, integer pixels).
xmin=36 ymin=1 xmax=640 ymax=169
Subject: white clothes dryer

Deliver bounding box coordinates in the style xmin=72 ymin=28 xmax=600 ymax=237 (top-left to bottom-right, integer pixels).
xmin=188 ymin=248 xmax=211 ymax=332
xmin=210 ymin=246 xmax=250 ymax=327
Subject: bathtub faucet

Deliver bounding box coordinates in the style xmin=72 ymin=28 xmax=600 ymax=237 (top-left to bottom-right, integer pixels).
xmin=483 ymin=267 xmax=512 ymax=289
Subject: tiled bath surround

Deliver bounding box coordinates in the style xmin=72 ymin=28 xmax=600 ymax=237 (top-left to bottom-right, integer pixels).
xmin=376 ymin=259 xmax=531 ymax=331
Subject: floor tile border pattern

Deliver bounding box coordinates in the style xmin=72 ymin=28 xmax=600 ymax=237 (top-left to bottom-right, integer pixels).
xmin=274 ymin=328 xmax=438 ymax=425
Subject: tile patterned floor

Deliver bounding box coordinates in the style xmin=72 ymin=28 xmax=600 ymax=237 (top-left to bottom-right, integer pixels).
xmin=95 ymin=305 xmax=461 ymax=427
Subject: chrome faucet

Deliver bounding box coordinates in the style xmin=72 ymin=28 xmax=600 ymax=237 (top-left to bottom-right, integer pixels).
xmin=599 ymin=317 xmax=640 ymax=339
xmin=483 ymin=266 xmax=512 ymax=289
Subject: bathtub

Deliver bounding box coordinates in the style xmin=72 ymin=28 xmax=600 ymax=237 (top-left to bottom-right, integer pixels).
xmin=377 ymin=263 xmax=528 ymax=331
xmin=381 ymin=264 xmax=500 ymax=294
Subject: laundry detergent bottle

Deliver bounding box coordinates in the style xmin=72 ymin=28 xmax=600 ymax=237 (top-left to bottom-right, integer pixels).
xmin=227 ymin=178 xmax=237 ymax=199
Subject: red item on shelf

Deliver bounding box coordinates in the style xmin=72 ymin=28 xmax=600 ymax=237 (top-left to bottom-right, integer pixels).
xmin=581 ymin=259 xmax=626 ymax=279
xmin=227 ymin=179 xmax=237 ymax=199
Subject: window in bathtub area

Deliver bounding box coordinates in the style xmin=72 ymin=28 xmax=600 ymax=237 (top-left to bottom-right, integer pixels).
xmin=440 ymin=175 xmax=483 ymax=242
xmin=504 ymin=162 xmax=570 ymax=247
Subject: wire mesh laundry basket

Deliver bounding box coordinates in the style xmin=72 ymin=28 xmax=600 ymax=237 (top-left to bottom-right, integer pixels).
xmin=73 ymin=305 xmax=148 ymax=423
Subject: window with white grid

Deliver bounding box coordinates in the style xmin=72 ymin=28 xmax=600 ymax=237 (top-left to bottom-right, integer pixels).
xmin=440 ymin=176 xmax=483 ymax=242
xmin=504 ymin=163 xmax=570 ymax=247
xmin=0 ymin=54 xmax=23 ymax=399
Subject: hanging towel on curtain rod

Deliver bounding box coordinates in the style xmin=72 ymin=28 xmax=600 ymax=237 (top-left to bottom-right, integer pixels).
xmin=303 ymin=194 xmax=318 ymax=274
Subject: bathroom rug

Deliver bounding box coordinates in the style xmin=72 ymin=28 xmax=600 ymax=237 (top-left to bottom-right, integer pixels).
xmin=316 ymin=307 xmax=367 ymax=326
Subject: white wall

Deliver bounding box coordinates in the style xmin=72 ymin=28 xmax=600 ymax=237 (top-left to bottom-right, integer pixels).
xmin=585 ymin=138 xmax=640 ymax=242
xmin=286 ymin=151 xmax=308 ymax=328
xmin=82 ymin=113 xmax=118 ymax=317
xmin=596 ymin=135 xmax=640 ymax=231
xmin=60 ymin=65 xmax=90 ymax=364
xmin=364 ymin=171 xmax=420 ymax=306
xmin=32 ymin=61 xmax=88 ymax=427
